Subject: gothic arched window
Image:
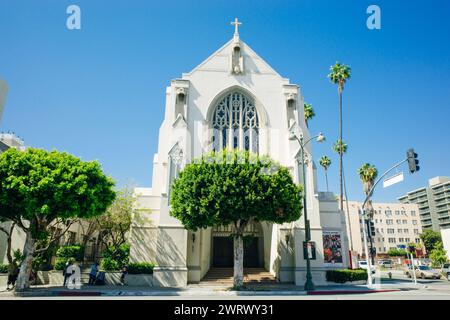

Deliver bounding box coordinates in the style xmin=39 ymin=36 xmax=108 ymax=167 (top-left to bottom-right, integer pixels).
xmin=211 ymin=92 xmax=259 ymax=153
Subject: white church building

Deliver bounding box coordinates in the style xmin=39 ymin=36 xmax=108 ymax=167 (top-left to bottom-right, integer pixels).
xmin=129 ymin=20 xmax=349 ymax=287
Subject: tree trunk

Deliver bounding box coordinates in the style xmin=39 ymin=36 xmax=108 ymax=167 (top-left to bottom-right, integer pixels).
xmin=339 ymin=90 xmax=343 ymax=211
xmin=233 ymin=233 xmax=244 ymax=288
xmin=15 ymin=231 xmax=36 ymax=291
xmin=325 ymin=170 xmax=329 ymax=192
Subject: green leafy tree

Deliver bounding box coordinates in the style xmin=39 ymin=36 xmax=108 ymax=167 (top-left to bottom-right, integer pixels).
xmin=0 ymin=148 xmax=116 ymax=291
xmin=420 ymin=229 xmax=442 ymax=254
xmin=303 ymin=103 xmax=315 ymax=128
xmin=318 ymin=156 xmax=331 ymax=192
xmin=86 ymin=187 xmax=133 ymax=249
xmin=328 ymin=62 xmax=351 ymax=211
xmin=170 ymin=150 xmax=303 ymax=287
xmin=429 ymin=242 xmax=448 ymax=268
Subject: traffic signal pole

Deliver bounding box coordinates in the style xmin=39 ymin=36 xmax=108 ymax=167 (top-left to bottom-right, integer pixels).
xmin=359 ymin=151 xmax=419 ymax=287
xmin=367 ymin=221 xmax=375 ymax=265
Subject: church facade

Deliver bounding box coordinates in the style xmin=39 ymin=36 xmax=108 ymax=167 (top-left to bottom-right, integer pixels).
xmin=129 ymin=22 xmax=350 ymax=287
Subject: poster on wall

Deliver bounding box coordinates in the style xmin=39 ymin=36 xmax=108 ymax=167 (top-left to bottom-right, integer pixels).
xmin=323 ymin=232 xmax=343 ymax=264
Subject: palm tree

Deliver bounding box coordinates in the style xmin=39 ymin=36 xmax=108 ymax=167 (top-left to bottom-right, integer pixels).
xmin=333 ymin=139 xmax=347 ymax=156
xmin=304 ymin=103 xmax=315 ymax=128
xmin=358 ymin=163 xmax=378 ymax=218
xmin=328 ymin=62 xmax=351 ymax=211
xmin=318 ymin=156 xmax=331 ymax=192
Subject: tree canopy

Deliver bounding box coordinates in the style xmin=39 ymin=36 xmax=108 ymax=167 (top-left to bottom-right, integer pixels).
xmin=0 ymin=148 xmax=116 ymax=290
xmin=0 ymin=148 xmax=116 ymax=236
xmin=420 ymin=229 xmax=442 ymax=253
xmin=170 ymin=150 xmax=303 ymax=287
xmin=170 ymin=150 xmax=303 ymax=231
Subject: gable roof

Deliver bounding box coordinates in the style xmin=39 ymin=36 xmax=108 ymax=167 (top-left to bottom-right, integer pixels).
xmin=185 ymin=38 xmax=282 ymax=77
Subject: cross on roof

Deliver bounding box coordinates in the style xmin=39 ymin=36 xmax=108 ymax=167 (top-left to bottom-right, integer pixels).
xmin=231 ymin=18 xmax=242 ymax=35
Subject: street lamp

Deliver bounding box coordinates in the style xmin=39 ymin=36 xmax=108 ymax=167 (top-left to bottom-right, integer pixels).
xmin=289 ymin=131 xmax=325 ymax=291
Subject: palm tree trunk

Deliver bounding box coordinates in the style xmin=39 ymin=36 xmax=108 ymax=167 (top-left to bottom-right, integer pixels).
xmin=339 ymin=89 xmax=343 ymax=211
xmin=325 ymin=169 xmax=329 ymax=192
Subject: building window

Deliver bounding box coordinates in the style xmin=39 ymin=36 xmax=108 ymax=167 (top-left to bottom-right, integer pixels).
xmin=386 ymin=219 xmax=393 ymax=225
xmin=411 ymin=211 xmax=416 ymax=216
xmin=387 ymin=228 xmax=395 ymax=234
xmin=397 ymin=229 xmax=402 ymax=233
xmin=415 ymin=238 xmax=421 ymax=244
xmin=212 ymin=91 xmax=259 ymax=153
xmin=388 ymin=238 xmax=396 ymax=243
xmin=404 ymin=229 xmax=409 ymax=233
xmin=395 ymin=210 xmax=400 ymax=215
xmin=399 ymin=238 xmax=404 ymax=243
xmin=401 ymin=211 xmax=406 ymax=215
xmin=405 ymin=238 xmax=410 ymax=243
xmin=402 ymin=220 xmax=407 ymax=224
xmin=396 ymin=219 xmax=401 ymax=224
xmin=414 ymin=229 xmax=419 ymax=234
xmin=412 ymin=220 xmax=418 ymax=225
xmin=385 ymin=210 xmax=392 ymax=216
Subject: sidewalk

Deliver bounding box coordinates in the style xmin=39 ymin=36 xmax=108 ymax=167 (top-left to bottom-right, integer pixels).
xmin=0 ymin=281 xmax=420 ymax=298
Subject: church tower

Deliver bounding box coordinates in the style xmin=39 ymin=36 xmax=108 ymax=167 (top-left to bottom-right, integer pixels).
xmin=129 ymin=20 xmax=349 ymax=287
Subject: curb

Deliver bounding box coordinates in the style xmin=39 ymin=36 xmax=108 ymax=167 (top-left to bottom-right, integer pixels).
xmin=307 ymin=289 xmax=400 ymax=295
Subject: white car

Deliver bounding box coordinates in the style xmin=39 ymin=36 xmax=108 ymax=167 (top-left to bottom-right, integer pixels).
xmin=358 ymin=260 xmax=376 ymax=274
xmin=406 ymin=265 xmax=441 ymax=279
xmin=377 ymin=260 xmax=392 ymax=268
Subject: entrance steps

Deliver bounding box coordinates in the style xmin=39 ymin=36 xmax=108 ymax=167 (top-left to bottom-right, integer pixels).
xmin=201 ymin=268 xmax=277 ymax=284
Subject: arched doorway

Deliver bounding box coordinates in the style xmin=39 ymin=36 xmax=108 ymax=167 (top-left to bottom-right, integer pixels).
xmin=211 ymin=222 xmax=264 ymax=268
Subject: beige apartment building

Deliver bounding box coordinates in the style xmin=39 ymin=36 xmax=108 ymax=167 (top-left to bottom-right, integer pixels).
xmin=344 ymin=200 xmax=422 ymax=258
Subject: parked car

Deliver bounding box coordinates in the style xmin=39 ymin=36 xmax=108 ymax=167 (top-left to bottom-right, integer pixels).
xmin=377 ymin=260 xmax=392 ymax=268
xmin=406 ymin=265 xmax=441 ymax=279
xmin=441 ymin=263 xmax=450 ymax=281
xmin=404 ymin=264 xmax=413 ymax=276
xmin=358 ymin=260 xmax=376 ymax=274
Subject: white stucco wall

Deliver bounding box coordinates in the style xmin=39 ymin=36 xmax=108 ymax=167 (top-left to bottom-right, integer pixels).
xmin=441 ymin=228 xmax=450 ymax=260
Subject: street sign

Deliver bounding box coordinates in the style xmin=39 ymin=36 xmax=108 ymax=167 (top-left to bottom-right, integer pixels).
xmin=383 ymin=172 xmax=404 ymax=188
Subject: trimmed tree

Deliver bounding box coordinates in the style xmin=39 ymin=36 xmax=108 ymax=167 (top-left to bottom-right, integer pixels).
xmin=0 ymin=148 xmax=116 ymax=291
xmin=170 ymin=150 xmax=303 ymax=287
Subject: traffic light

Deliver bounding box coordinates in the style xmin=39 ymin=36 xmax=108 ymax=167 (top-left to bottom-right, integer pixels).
xmin=407 ymin=149 xmax=420 ymax=173
xmin=370 ymin=247 xmax=377 ymax=256
xmin=368 ymin=220 xmax=376 ymax=237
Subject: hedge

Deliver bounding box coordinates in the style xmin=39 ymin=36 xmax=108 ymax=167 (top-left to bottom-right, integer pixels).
xmin=128 ymin=262 xmax=155 ymax=275
xmin=0 ymin=264 xmax=8 ymax=273
xmin=56 ymin=245 xmax=84 ymax=261
xmin=326 ymin=269 xmax=368 ymax=283
xmin=100 ymin=244 xmax=130 ymax=271
xmin=53 ymin=245 xmax=84 ymax=270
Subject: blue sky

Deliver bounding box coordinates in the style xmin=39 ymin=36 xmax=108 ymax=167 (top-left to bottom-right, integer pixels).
xmin=0 ymin=0 xmax=449 ymax=203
